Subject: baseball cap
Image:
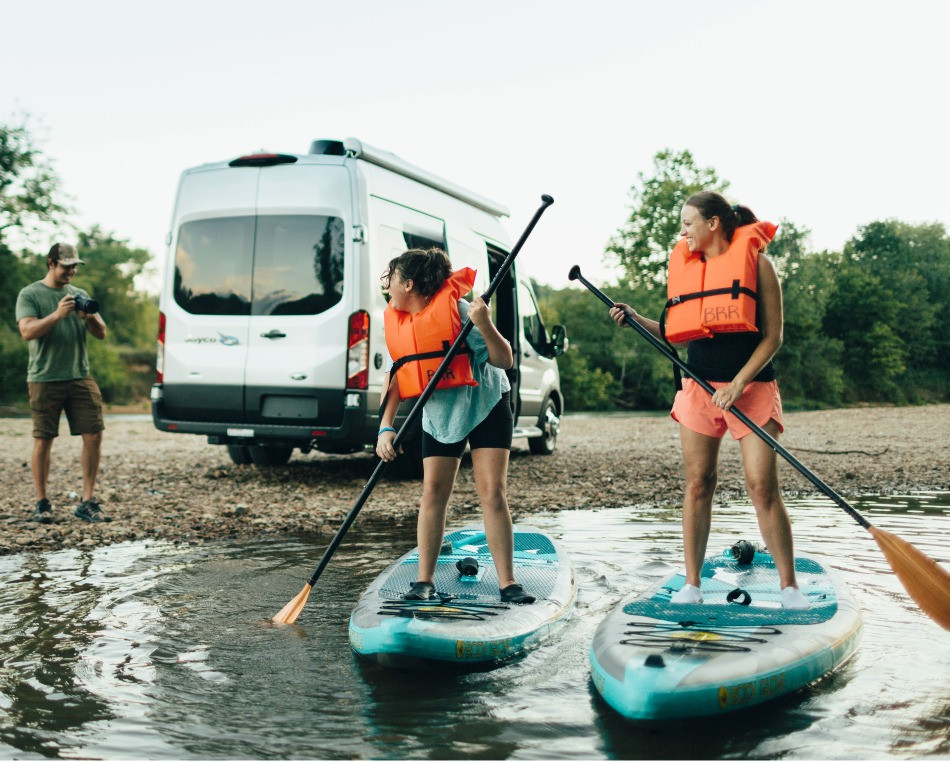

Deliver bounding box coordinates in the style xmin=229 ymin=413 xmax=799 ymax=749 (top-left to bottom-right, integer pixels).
xmin=48 ymin=243 xmax=85 ymax=266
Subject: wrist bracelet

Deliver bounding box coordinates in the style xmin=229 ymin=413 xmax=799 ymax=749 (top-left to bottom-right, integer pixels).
xmin=377 ymin=427 xmax=396 ymax=436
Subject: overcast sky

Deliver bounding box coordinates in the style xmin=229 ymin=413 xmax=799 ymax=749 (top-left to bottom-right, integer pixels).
xmin=3 ymin=0 xmax=947 ymax=290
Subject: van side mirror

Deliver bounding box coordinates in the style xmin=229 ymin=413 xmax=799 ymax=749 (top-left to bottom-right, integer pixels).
xmin=549 ymin=324 xmax=568 ymax=357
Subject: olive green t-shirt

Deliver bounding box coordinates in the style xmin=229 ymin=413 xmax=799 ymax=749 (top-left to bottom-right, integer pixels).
xmin=14 ymin=281 xmax=92 ymax=383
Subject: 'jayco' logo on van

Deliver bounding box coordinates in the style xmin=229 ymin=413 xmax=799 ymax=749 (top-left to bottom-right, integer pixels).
xmin=184 ymin=333 xmax=241 ymax=346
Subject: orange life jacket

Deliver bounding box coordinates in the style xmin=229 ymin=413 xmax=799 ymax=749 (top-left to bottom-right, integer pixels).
xmin=384 ymin=268 xmax=479 ymax=400
xmin=663 ymin=221 xmax=778 ymax=344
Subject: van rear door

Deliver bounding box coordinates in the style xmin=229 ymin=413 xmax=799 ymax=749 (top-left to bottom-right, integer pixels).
xmin=243 ymin=165 xmax=350 ymax=427
xmin=162 ymin=168 xmax=256 ymax=423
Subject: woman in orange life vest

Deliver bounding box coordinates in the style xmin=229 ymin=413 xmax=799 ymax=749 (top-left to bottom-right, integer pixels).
xmin=609 ymin=191 xmax=810 ymax=610
xmin=377 ymin=248 xmax=536 ymax=605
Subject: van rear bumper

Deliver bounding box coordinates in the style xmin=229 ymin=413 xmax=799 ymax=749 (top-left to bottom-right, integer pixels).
xmin=151 ymin=387 xmax=376 ymax=448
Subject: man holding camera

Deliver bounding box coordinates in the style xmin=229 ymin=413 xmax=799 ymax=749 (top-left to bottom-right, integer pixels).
xmin=15 ymin=243 xmax=111 ymax=524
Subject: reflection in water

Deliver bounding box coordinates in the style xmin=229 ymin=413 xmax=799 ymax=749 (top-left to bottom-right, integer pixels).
xmin=0 ymin=547 xmax=159 ymax=757
xmin=0 ymin=492 xmax=947 ymax=759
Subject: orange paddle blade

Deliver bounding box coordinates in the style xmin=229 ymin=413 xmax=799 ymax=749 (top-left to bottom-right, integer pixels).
xmin=870 ymin=525 xmax=950 ymax=630
xmin=272 ymin=583 xmax=313 ymax=625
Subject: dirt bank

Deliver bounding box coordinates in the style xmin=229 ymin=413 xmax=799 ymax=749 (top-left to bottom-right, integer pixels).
xmin=1 ymin=405 xmax=947 ymax=555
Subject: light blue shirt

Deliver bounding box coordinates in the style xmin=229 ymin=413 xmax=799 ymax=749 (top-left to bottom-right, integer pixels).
xmin=386 ymin=299 xmax=511 ymax=444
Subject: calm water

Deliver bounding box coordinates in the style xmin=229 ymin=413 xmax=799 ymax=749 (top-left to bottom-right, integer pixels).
xmin=1 ymin=492 xmax=948 ymax=760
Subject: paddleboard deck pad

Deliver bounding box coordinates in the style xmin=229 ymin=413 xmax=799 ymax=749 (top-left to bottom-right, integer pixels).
xmin=590 ymin=546 xmax=862 ymax=720
xmin=349 ymin=524 xmax=575 ymax=669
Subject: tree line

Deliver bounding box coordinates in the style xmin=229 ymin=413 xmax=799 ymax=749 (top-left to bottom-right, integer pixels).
xmin=537 ymin=150 xmax=949 ymax=410
xmin=1 ymin=116 xmax=157 ymax=407
xmin=2 ymin=117 xmax=947 ymax=412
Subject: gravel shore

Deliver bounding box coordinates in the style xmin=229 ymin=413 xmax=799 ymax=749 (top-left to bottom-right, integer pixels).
xmin=1 ymin=405 xmax=947 ymax=555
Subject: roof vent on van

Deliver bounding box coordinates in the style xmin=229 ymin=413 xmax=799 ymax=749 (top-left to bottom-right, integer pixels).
xmin=228 ymin=153 xmax=298 ymax=167
xmin=309 ymin=139 xmax=346 ymax=156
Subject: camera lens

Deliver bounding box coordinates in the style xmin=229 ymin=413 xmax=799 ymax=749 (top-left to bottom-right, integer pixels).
xmin=73 ymin=294 xmax=99 ymax=314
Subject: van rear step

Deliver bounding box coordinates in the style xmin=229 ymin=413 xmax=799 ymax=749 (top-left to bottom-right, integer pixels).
xmin=513 ymin=426 xmax=543 ymax=439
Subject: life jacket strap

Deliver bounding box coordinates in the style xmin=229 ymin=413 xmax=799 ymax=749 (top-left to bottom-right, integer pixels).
xmin=665 ymin=280 xmax=757 ymax=309
xmin=390 ymin=342 xmax=473 ymax=375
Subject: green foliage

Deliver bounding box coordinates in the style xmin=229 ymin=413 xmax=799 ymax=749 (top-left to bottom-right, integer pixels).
xmin=1 ymin=227 xmax=157 ymax=408
xmin=0 ymin=243 xmax=38 ymax=404
xmin=555 ymin=348 xmax=616 ymax=411
xmin=607 ymin=149 xmax=727 ymax=289
xmin=72 ymin=226 xmax=158 ymax=350
xmin=0 ymin=242 xmax=41 ymax=320
xmin=3 ymin=126 xmax=947 ymax=415
xmin=0 ymin=324 xmax=29 ymax=405
xmin=0 ymin=114 xmax=70 ymax=245
xmin=770 ymin=226 xmax=846 ymax=406
xmin=823 ymin=219 xmax=949 ymax=403
xmin=539 ymin=281 xmax=676 ymax=411
xmin=544 ymin=151 xmax=949 ymax=412
xmin=0 ymin=117 xmax=160 ymax=409
xmin=86 ymin=339 xmax=129 ymax=404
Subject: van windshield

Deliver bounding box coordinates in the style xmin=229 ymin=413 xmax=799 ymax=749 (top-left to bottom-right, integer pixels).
xmin=174 ymin=215 xmax=345 ymax=316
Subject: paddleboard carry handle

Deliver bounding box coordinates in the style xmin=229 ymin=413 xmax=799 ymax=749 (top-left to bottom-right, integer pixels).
xmin=726 ymin=588 xmax=752 ymax=606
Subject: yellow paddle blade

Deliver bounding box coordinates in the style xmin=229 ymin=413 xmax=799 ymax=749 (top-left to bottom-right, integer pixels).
xmin=870 ymin=525 xmax=950 ymax=630
xmin=272 ymin=583 xmax=313 ymax=625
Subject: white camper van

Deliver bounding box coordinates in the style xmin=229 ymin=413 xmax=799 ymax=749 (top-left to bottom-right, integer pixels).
xmin=151 ymin=138 xmax=566 ymax=473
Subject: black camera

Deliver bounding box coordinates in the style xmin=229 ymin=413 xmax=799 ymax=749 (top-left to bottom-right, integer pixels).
xmin=73 ymin=294 xmax=99 ymax=314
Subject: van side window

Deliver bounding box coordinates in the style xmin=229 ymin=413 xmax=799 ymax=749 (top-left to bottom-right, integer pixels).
xmin=487 ymin=245 xmax=516 ymax=344
xmin=402 ymin=222 xmax=446 ymax=252
xmin=175 ymin=217 xmax=254 ymax=315
xmin=252 ymin=215 xmax=344 ymax=316
xmin=518 ymin=280 xmax=548 ymax=353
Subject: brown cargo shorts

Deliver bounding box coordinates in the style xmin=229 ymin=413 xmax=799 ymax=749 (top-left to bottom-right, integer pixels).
xmin=28 ymin=378 xmax=105 ymax=439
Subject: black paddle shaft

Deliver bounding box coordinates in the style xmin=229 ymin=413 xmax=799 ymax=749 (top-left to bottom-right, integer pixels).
xmin=567 ymin=265 xmax=872 ymax=530
xmin=301 ymin=195 xmax=555 ymax=588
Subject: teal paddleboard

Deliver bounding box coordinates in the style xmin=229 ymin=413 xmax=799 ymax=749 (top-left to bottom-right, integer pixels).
xmin=590 ymin=545 xmax=862 ymax=720
xmin=349 ymin=524 xmax=575 ymax=669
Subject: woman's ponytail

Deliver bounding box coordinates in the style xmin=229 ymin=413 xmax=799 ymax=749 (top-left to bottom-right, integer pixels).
xmin=380 ymin=247 xmax=452 ymax=299
xmin=686 ymin=191 xmax=758 ymax=241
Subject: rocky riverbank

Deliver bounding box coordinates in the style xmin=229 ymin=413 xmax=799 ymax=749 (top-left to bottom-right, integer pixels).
xmin=1 ymin=405 xmax=947 ymax=555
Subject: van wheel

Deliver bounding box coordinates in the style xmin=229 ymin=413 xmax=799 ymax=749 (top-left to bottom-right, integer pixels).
xmin=227 ymin=444 xmax=253 ymax=465
xmin=249 ymin=445 xmax=293 ymax=467
xmin=528 ymin=399 xmax=559 ymax=455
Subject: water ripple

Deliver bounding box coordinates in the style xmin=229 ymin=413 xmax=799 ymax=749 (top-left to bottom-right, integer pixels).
xmin=0 ymin=491 xmax=947 ymax=759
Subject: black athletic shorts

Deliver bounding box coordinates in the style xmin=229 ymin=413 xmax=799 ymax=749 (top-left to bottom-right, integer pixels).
xmin=422 ymin=392 xmax=513 ymax=459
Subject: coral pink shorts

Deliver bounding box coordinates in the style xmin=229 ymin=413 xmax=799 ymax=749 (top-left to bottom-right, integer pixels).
xmin=671 ymin=379 xmax=784 ymax=440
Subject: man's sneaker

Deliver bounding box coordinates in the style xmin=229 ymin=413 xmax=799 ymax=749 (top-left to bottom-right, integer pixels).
xmin=32 ymin=498 xmax=53 ymax=524
xmin=75 ymin=499 xmax=112 ymax=523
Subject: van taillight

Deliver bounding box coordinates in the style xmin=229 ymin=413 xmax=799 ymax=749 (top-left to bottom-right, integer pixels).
xmin=156 ymin=311 xmax=166 ymax=383
xmin=347 ymin=311 xmax=369 ymax=390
